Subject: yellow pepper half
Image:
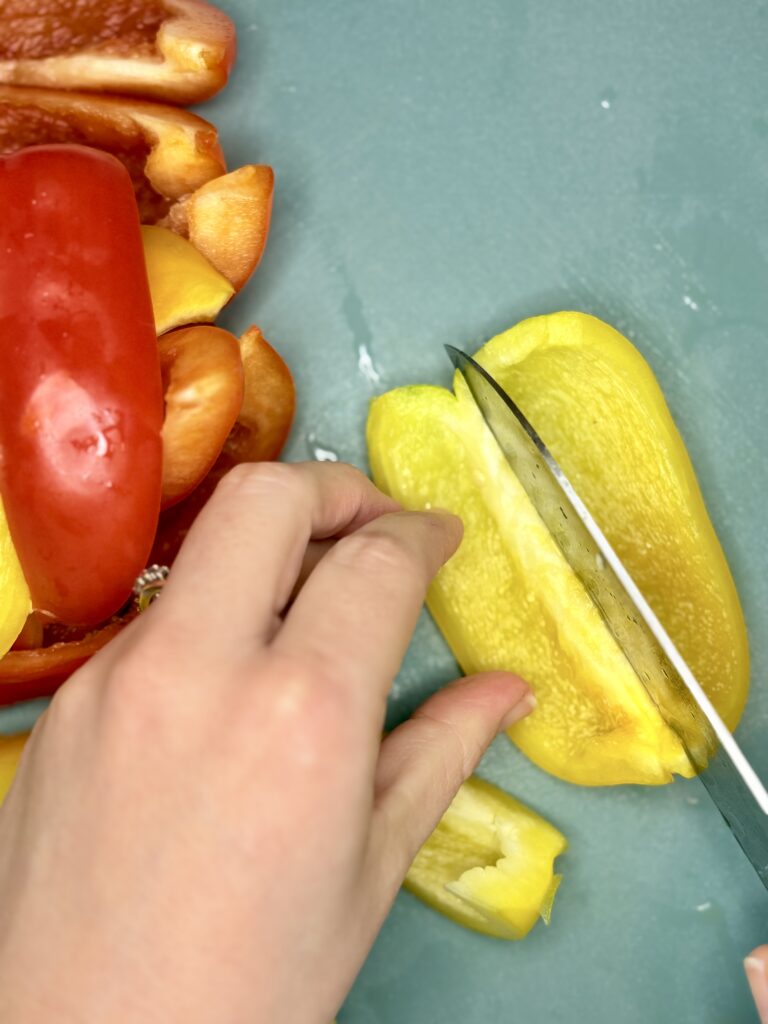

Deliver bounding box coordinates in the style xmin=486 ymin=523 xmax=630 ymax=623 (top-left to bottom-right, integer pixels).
xmin=367 ymin=312 xmax=749 ymax=786
xmin=405 ymin=775 xmax=566 ymax=939
xmin=0 ymin=495 xmax=31 ymax=662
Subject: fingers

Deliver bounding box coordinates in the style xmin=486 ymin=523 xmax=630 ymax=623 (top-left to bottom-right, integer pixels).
xmin=157 ymin=462 xmax=399 ymax=646
xmin=746 ymin=947 xmax=768 ymax=1023
xmin=369 ymin=673 xmax=533 ymax=885
xmin=287 ymin=539 xmax=335 ymax=608
xmin=273 ymin=509 xmax=463 ymax=720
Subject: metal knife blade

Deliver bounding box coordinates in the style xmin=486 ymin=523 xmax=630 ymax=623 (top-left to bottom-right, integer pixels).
xmin=447 ymin=345 xmax=768 ymax=889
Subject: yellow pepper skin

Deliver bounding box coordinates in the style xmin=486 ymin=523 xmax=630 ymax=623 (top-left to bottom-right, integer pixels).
xmin=0 ymin=732 xmax=27 ymax=806
xmin=405 ymin=776 xmax=566 ymax=940
xmin=367 ymin=313 xmax=749 ymax=786
xmin=0 ymin=496 xmax=31 ymax=662
xmin=141 ymin=225 xmax=235 ymax=336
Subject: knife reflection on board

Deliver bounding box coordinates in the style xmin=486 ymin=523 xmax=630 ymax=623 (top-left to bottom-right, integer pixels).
xmin=447 ymin=345 xmax=768 ymax=890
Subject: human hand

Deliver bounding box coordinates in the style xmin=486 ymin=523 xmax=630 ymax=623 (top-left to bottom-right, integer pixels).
xmin=746 ymin=946 xmax=768 ymax=1022
xmin=0 ymin=462 xmax=532 ymax=1024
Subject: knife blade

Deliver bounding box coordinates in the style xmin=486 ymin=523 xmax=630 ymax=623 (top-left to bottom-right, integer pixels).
xmin=447 ymin=345 xmax=768 ymax=889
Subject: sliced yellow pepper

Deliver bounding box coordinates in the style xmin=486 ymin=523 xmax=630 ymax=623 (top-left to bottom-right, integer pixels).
xmin=0 ymin=732 xmax=28 ymax=805
xmin=0 ymin=495 xmax=31 ymax=662
xmin=406 ymin=775 xmax=566 ymax=940
xmin=367 ymin=312 xmax=748 ymax=786
xmin=141 ymin=225 xmax=235 ymax=336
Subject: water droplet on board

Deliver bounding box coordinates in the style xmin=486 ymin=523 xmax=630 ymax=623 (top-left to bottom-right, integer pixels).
xmin=313 ymin=446 xmax=338 ymax=462
xmin=358 ymin=343 xmax=382 ymax=385
xmin=306 ymin=432 xmax=339 ymax=462
xmin=682 ymin=294 xmax=700 ymax=311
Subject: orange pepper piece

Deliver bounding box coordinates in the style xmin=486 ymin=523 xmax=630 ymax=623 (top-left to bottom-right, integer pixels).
xmin=0 ymin=84 xmax=225 ymax=221
xmin=151 ymin=326 xmax=296 ymax=564
xmin=164 ymin=165 xmax=275 ymax=291
xmin=221 ymin=326 xmax=296 ymax=465
xmin=159 ymin=325 xmax=245 ymax=509
xmin=0 ymin=0 xmax=235 ymax=105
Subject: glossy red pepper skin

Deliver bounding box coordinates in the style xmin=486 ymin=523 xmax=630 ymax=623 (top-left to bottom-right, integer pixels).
xmin=0 ymin=144 xmax=164 ymax=626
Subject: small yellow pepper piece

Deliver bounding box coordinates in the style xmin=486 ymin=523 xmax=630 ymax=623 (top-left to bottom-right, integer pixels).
xmin=141 ymin=225 xmax=235 ymax=336
xmin=0 ymin=495 xmax=31 ymax=661
xmin=367 ymin=313 xmax=748 ymax=786
xmin=0 ymin=732 xmax=28 ymax=805
xmin=405 ymin=776 xmax=566 ymax=940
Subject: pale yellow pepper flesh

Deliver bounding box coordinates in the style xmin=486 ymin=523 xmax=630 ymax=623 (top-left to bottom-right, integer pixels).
xmin=141 ymin=225 xmax=235 ymax=336
xmin=406 ymin=775 xmax=566 ymax=940
xmin=367 ymin=312 xmax=749 ymax=786
xmin=0 ymin=732 xmax=28 ymax=805
xmin=0 ymin=495 xmax=31 ymax=662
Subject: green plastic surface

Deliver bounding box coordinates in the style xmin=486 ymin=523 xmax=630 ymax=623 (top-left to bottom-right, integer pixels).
xmin=2 ymin=2 xmax=767 ymax=1021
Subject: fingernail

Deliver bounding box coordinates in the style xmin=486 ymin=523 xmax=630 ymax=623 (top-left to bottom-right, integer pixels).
xmin=500 ymin=692 xmax=537 ymax=731
xmin=745 ymin=956 xmax=768 ymax=1020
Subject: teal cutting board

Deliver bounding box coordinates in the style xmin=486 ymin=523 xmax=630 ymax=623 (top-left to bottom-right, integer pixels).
xmin=2 ymin=2 xmax=767 ymax=1021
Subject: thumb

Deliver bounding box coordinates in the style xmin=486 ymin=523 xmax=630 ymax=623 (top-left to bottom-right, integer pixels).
xmin=745 ymin=946 xmax=768 ymax=1023
xmin=370 ymin=671 xmax=534 ymax=889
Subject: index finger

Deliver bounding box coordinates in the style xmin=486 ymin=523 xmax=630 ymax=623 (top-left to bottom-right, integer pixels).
xmin=273 ymin=509 xmax=463 ymax=719
xmin=746 ymin=947 xmax=768 ymax=1023
xmin=159 ymin=462 xmax=400 ymax=646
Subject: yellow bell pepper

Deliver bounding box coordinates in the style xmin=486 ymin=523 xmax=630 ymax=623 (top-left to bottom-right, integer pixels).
xmin=367 ymin=312 xmax=749 ymax=786
xmin=0 ymin=731 xmax=28 ymax=805
xmin=0 ymin=495 xmax=31 ymax=662
xmin=141 ymin=225 xmax=235 ymax=336
xmin=405 ymin=775 xmax=566 ymax=939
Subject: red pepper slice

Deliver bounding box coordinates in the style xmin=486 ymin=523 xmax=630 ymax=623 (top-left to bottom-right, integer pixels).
xmin=0 ymin=144 xmax=164 ymax=626
xmin=0 ymin=620 xmax=128 ymax=706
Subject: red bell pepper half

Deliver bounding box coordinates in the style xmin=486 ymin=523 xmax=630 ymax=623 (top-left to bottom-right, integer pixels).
xmin=0 ymin=144 xmax=164 ymax=627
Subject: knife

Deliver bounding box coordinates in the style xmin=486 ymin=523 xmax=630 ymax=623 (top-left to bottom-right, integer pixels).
xmin=447 ymin=345 xmax=768 ymax=890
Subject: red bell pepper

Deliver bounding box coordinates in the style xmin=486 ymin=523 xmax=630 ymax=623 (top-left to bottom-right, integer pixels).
xmin=0 ymin=144 xmax=164 ymax=626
